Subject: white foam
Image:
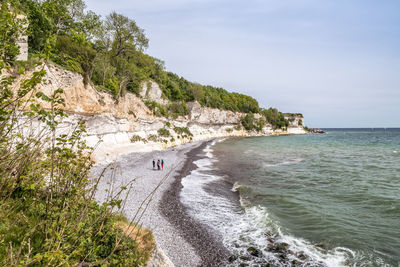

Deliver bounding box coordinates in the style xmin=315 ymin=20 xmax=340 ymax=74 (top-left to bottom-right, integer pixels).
xmin=224 ymin=205 xmax=356 ymax=267
xmin=263 ymin=157 xmax=304 ymax=168
xmin=231 ymin=181 xmax=241 ymax=192
xmin=180 ymin=140 xmax=360 ymax=266
xmin=202 ymin=138 xmax=225 ymax=159
xmin=203 ymin=143 xmax=215 ymax=158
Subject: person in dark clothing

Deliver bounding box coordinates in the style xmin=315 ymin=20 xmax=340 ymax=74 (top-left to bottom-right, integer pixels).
xmin=161 ymin=159 xmax=164 ymax=170
xmin=152 ymin=159 xmax=155 ymax=169
xmin=157 ymin=159 xmax=160 ymax=170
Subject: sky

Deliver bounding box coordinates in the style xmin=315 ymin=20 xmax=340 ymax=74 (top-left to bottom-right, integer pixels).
xmin=85 ymin=0 xmax=400 ymax=128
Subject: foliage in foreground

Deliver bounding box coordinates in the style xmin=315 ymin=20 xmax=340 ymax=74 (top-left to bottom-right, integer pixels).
xmin=0 ymin=15 xmax=153 ymax=264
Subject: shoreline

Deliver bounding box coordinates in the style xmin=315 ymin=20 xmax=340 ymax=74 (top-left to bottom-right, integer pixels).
xmin=91 ymin=134 xmax=307 ymax=266
xmin=92 ymin=139 xmax=219 ymax=266
xmin=90 ymin=131 xmax=307 ymax=165
xmin=159 ymin=140 xmax=231 ymax=266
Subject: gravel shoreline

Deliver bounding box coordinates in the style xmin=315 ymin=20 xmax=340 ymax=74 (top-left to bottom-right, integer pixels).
xmin=160 ymin=140 xmax=231 ymax=267
xmin=92 ymin=140 xmax=229 ymax=266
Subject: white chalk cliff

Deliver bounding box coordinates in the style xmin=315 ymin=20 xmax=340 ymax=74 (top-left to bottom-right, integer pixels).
xmin=14 ymin=64 xmax=306 ymax=162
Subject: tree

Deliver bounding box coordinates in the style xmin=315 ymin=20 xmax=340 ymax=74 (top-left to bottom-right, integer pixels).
xmin=55 ymin=34 xmax=96 ymax=85
xmin=0 ymin=2 xmax=22 ymax=64
xmin=261 ymin=107 xmax=289 ymax=129
xmin=188 ymin=83 xmax=204 ymax=102
xmin=22 ymin=0 xmax=54 ymax=53
xmin=106 ymin=12 xmax=148 ymax=57
xmin=41 ymin=0 xmax=74 ymax=34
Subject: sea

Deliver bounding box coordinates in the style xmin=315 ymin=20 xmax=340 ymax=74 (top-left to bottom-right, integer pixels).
xmin=180 ymin=128 xmax=400 ymax=266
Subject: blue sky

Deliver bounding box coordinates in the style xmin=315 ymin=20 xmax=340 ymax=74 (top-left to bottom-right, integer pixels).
xmin=85 ymin=0 xmax=400 ymax=127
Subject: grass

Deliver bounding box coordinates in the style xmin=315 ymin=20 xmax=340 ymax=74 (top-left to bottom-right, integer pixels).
xmin=117 ymin=221 xmax=155 ymax=264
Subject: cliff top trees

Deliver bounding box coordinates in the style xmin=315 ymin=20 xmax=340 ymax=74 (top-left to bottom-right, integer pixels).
xmin=105 ymin=12 xmax=148 ymax=56
xmin=261 ymin=108 xmax=289 ymax=129
xmin=90 ymin=12 xmax=149 ymax=96
xmin=0 ymin=2 xmax=23 ymax=64
xmin=9 ymin=0 xmax=289 ymax=126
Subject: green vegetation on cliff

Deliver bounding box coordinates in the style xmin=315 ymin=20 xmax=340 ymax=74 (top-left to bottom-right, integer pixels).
xmin=7 ymin=0 xmax=292 ymax=129
xmin=261 ymin=108 xmax=289 ymax=129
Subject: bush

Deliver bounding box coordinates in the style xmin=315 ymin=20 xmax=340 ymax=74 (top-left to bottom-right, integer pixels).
xmin=144 ymin=100 xmax=167 ymax=117
xmin=240 ymin=113 xmax=264 ymax=132
xmin=105 ymin=76 xmax=120 ymax=95
xmin=241 ymin=113 xmax=255 ymax=131
xmin=0 ymin=63 xmax=152 ymax=266
xmin=261 ymin=108 xmax=289 ymax=129
xmin=147 ymin=134 xmax=159 ymax=142
xmin=54 ymin=35 xmax=96 ymax=85
xmin=157 ymin=128 xmax=170 ymax=137
xmin=130 ymin=135 xmax=146 ymax=143
xmin=173 ymin=126 xmax=193 ymax=137
xmin=167 ymin=101 xmax=188 ymax=117
xmin=0 ymin=3 xmax=21 ymax=64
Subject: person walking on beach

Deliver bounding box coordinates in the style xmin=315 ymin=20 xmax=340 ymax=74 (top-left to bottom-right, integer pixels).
xmin=161 ymin=159 xmax=164 ymax=170
xmin=157 ymin=159 xmax=160 ymax=170
xmin=152 ymin=159 xmax=155 ymax=170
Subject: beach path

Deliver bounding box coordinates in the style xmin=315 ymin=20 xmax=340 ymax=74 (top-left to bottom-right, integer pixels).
xmin=91 ymin=142 xmax=204 ymax=267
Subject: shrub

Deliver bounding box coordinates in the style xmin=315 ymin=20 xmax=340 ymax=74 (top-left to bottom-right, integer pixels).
xmin=261 ymin=108 xmax=289 ymax=129
xmin=0 ymin=4 xmax=21 ymax=64
xmin=105 ymin=76 xmax=120 ymax=95
xmin=0 ymin=62 xmax=153 ymax=266
xmin=173 ymin=126 xmax=193 ymax=137
xmin=241 ymin=113 xmax=255 ymax=131
xmin=54 ymin=35 xmax=96 ymax=85
xmin=147 ymin=134 xmax=159 ymax=142
xmin=157 ymin=128 xmax=170 ymax=137
xmin=240 ymin=113 xmax=264 ymax=132
xmin=130 ymin=135 xmax=146 ymax=143
xmin=144 ymin=100 xmax=167 ymax=117
xmin=167 ymin=101 xmax=188 ymax=117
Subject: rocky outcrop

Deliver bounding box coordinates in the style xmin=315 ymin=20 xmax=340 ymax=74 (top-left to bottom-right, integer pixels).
xmin=284 ymin=114 xmax=306 ymax=135
xmin=187 ymin=101 xmax=241 ymax=125
xmin=309 ymin=128 xmax=325 ymax=134
xmin=26 ymin=64 xmax=154 ymax=120
xmin=140 ymin=80 xmax=169 ymax=105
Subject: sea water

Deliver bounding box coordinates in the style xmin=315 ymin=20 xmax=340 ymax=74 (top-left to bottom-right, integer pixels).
xmin=180 ymin=129 xmax=400 ymax=266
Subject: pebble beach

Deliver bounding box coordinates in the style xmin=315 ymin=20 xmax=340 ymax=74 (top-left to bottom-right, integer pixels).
xmin=91 ymin=140 xmax=228 ymax=267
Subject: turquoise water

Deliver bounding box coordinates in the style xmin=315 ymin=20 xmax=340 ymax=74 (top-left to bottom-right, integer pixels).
xmin=181 ymin=129 xmax=400 ymax=266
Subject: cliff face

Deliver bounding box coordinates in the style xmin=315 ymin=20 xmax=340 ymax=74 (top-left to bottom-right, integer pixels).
xmin=15 ymin=64 xmax=306 ymax=162
xmin=285 ymin=115 xmax=305 ymax=134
